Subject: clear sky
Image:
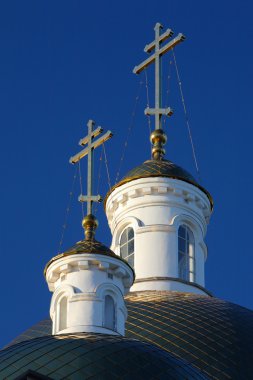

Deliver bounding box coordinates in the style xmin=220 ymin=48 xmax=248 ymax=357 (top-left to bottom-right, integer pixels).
xmin=0 ymin=0 xmax=252 ymax=347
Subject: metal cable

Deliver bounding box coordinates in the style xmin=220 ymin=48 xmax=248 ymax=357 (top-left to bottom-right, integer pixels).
xmin=57 ymin=165 xmax=78 ymax=254
xmin=94 ymin=147 xmax=103 ymax=216
xmin=103 ymin=142 xmax=111 ymax=189
xmin=78 ymin=160 xmax=85 ymax=218
xmin=172 ymin=49 xmax=200 ymax=177
xmin=163 ymin=57 xmax=173 ymax=127
xmin=144 ymin=69 xmax=152 ymax=135
xmin=115 ymin=79 xmax=144 ymax=184
xmin=144 ymin=69 xmax=153 ymax=159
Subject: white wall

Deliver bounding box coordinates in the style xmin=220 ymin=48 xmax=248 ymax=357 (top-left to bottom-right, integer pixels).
xmin=45 ymin=253 xmax=134 ymax=335
xmin=105 ymin=177 xmax=212 ymax=295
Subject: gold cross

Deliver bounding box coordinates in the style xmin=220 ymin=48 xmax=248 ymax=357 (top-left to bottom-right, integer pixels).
xmin=133 ymin=23 xmax=185 ymax=130
xmin=69 ymin=119 xmax=113 ymax=215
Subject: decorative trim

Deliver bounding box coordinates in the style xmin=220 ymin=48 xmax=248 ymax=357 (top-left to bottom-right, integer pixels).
xmin=46 ymin=253 xmax=134 ymax=287
xmin=134 ymin=277 xmax=212 ymax=296
xmin=105 ymin=178 xmax=211 ymax=226
xmin=110 ymin=215 xmax=142 ymax=249
xmin=136 ymin=225 xmax=176 ymax=234
xmin=104 ymin=174 xmax=213 ymax=210
xmin=50 ymin=284 xmax=75 ymax=316
xmin=69 ymin=294 xmax=102 ymax=303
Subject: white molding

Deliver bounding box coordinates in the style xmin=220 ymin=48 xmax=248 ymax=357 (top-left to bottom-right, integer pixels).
xmin=136 ymin=225 xmax=176 ymax=234
xmin=50 ymin=284 xmax=75 ymax=318
xmin=56 ymin=325 xmax=120 ymax=336
xmin=106 ymin=177 xmax=211 ymax=226
xmin=46 ymin=253 xmax=133 ymax=291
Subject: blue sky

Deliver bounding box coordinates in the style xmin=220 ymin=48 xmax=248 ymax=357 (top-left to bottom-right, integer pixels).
xmin=0 ymin=0 xmax=252 ymax=347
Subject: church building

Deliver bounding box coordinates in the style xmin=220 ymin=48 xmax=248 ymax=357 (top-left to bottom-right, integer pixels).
xmin=0 ymin=23 xmax=253 ymax=380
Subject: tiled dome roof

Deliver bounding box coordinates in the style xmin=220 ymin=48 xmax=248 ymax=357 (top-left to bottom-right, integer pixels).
xmin=0 ymin=333 xmax=207 ymax=380
xmin=6 ymin=291 xmax=253 ymax=380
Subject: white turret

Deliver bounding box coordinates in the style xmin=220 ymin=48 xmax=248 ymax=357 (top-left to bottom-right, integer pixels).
xmin=45 ymin=215 xmax=134 ymax=336
xmin=45 ymin=120 xmax=133 ymax=337
xmin=105 ymin=24 xmax=213 ymax=296
xmin=105 ymin=130 xmax=213 ymax=296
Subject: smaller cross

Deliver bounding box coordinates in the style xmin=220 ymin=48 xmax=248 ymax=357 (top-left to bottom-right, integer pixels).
xmin=133 ymin=23 xmax=185 ymax=130
xmin=69 ymin=119 xmax=113 ymax=215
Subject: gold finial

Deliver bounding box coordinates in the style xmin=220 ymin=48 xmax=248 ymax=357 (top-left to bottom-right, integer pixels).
xmin=150 ymin=129 xmax=167 ymax=160
xmin=82 ymin=214 xmax=98 ymax=241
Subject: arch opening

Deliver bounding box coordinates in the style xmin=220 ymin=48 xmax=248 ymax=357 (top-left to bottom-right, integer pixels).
xmin=104 ymin=295 xmax=116 ymax=330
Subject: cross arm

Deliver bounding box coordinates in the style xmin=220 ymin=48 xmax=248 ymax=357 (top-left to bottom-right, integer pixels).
xmin=133 ymin=33 xmax=185 ymax=75
xmin=144 ymin=28 xmax=174 ymax=53
xmin=79 ymin=126 xmax=103 ymax=146
xmin=159 ymin=33 xmax=185 ymax=57
xmin=145 ymin=107 xmax=173 ymax=116
xmin=69 ymin=130 xmax=113 ymax=164
xmin=78 ymin=195 xmax=103 ymax=203
xmin=133 ymin=54 xmax=155 ymax=75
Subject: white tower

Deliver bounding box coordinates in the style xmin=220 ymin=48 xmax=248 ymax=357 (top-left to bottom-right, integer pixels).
xmin=45 ymin=215 xmax=134 ymax=336
xmin=105 ymin=159 xmax=212 ymax=295
xmin=45 ymin=120 xmax=134 ymax=336
xmin=105 ymin=24 xmax=213 ymax=296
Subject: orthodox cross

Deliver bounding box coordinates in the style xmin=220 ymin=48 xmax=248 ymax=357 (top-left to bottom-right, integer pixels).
xmin=133 ymin=23 xmax=185 ymax=130
xmin=69 ymin=119 xmax=113 ymax=215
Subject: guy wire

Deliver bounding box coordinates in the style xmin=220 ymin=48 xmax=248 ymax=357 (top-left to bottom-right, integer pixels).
xmin=103 ymin=142 xmax=111 ymax=190
xmin=115 ymin=78 xmax=144 ymax=184
xmin=172 ymin=49 xmax=200 ymax=178
xmin=57 ymin=165 xmax=78 ymax=254
xmin=78 ymin=160 xmax=85 ymax=218
xmin=94 ymin=147 xmax=104 ymax=216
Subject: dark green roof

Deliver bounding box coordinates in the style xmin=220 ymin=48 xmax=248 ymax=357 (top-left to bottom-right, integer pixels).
xmin=104 ymin=160 xmax=213 ymax=209
xmin=0 ymin=333 xmax=208 ymax=380
xmin=7 ymin=291 xmax=253 ymax=380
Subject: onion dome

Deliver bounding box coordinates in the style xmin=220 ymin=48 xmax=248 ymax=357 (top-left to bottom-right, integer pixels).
xmin=105 ymin=159 xmax=213 ymax=210
xmin=0 ymin=333 xmax=208 ymax=380
xmin=9 ymin=291 xmax=253 ymax=379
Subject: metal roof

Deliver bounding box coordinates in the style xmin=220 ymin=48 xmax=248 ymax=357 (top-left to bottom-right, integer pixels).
xmin=104 ymin=160 xmax=213 ymax=210
xmin=0 ymin=332 xmax=207 ymax=380
xmin=44 ymin=239 xmax=134 ymax=278
xmin=6 ymin=291 xmax=253 ymax=380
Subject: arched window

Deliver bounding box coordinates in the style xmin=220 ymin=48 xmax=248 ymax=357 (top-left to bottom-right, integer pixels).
xmin=178 ymin=225 xmax=195 ymax=282
xmin=120 ymin=227 xmax=134 ymax=268
xmin=104 ymin=295 xmax=116 ymax=330
xmin=59 ymin=296 xmax=67 ymax=331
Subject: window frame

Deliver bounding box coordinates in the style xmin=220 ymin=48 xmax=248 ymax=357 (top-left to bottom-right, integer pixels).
xmin=178 ymin=224 xmax=195 ymax=282
xmin=119 ymin=226 xmax=135 ymax=268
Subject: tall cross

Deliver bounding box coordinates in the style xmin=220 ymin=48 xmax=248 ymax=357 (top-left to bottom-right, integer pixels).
xmin=133 ymin=23 xmax=185 ymax=130
xmin=69 ymin=119 xmax=113 ymax=215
